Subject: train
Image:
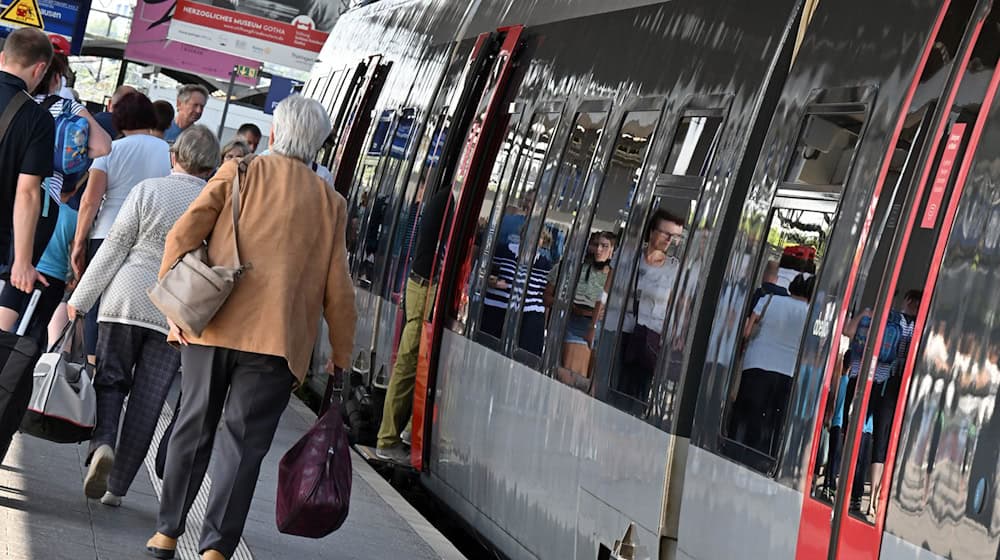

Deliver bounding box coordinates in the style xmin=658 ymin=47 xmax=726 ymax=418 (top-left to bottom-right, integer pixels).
xmin=300 ymin=0 xmax=1000 ymax=558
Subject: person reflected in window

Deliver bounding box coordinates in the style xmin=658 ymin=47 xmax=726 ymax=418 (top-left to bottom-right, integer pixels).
xmin=519 ymin=228 xmax=559 ymax=356
xmin=481 ymin=192 xmax=536 ymax=339
xmin=556 ymin=231 xmax=615 ymax=388
xmin=843 ymin=289 xmax=921 ymax=514
xmin=618 ymin=210 xmax=684 ymax=399
xmin=732 ymin=273 xmax=815 ymax=456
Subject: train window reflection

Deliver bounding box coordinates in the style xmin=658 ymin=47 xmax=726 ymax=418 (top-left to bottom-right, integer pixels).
xmin=785 ymin=112 xmax=865 ymax=188
xmin=608 ymin=200 xmax=690 ymax=401
xmin=663 ymin=115 xmax=724 ymax=176
xmin=479 ymin=112 xmax=560 ymax=341
xmin=724 ymin=207 xmax=833 ymax=468
xmin=516 ymin=110 xmax=608 ymax=358
xmin=555 ymin=110 xmax=659 ymax=391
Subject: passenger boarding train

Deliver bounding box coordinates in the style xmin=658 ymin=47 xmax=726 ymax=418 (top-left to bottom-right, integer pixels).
xmin=302 ymin=0 xmax=1000 ymax=558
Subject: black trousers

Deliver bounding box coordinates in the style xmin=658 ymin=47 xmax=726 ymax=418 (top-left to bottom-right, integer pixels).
xmin=157 ymin=345 xmax=294 ymax=557
xmin=732 ymin=368 xmax=793 ymax=456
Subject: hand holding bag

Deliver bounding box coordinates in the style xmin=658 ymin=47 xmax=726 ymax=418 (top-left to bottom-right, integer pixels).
xmin=276 ymin=369 xmax=352 ymax=538
xmin=148 ymin=156 xmax=254 ymax=337
xmin=20 ymin=319 xmax=96 ymax=443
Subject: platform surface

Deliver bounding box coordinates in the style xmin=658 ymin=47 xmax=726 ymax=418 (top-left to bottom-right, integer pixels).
xmin=0 ymin=389 xmax=465 ymax=560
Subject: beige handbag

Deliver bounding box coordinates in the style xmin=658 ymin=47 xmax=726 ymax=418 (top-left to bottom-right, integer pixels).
xmin=148 ymin=157 xmax=253 ymax=337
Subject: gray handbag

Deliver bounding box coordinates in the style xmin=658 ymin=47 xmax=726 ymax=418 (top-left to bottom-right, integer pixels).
xmin=148 ymin=157 xmax=253 ymax=337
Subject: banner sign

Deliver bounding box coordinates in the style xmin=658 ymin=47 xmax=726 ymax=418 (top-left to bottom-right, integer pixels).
xmin=126 ymin=0 xmax=259 ymax=85
xmin=0 ymin=0 xmax=89 ymax=54
xmin=167 ymin=0 xmax=341 ymax=71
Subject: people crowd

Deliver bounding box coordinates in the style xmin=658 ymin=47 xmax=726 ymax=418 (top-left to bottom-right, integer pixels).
xmin=0 ymin=28 xmax=356 ymax=560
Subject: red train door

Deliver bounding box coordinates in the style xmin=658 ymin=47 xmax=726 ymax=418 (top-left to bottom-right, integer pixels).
xmin=408 ymin=26 xmax=525 ymax=469
xmin=797 ymin=1 xmax=1000 ymax=557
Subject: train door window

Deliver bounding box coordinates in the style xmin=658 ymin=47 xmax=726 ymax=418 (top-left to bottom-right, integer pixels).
xmin=476 ymin=110 xmax=560 ymax=346
xmin=555 ymin=109 xmax=661 ymax=391
xmin=600 ymin=193 xmax=696 ymax=409
xmin=512 ymin=105 xmax=610 ymax=363
xmin=349 ymin=109 xmax=395 ymax=281
xmin=809 ymin=107 xmax=933 ymax=507
xmin=663 ymin=113 xmax=725 ymax=177
xmin=722 ymin=202 xmax=837 ymax=472
xmin=785 ymin=111 xmax=866 ymax=190
xmin=462 ymin=103 xmax=527 ymax=330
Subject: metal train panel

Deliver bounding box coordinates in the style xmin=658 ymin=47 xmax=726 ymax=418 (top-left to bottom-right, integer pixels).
xmin=675 ymin=446 xmax=802 ymax=560
xmin=431 ymin=330 xmax=672 ymax=560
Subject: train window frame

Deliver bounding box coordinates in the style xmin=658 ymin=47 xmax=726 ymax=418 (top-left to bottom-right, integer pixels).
xmin=718 ymin=196 xmax=841 ymax=475
xmin=779 ymin=85 xmax=878 ymax=196
xmin=462 ymin=101 xmax=528 ymax=338
xmin=510 ymin=98 xmax=613 ymax=369
xmin=551 ymin=98 xmax=666 ymax=400
xmin=473 ymin=106 xmax=564 ymax=352
xmin=657 ymin=93 xmax=733 ymax=188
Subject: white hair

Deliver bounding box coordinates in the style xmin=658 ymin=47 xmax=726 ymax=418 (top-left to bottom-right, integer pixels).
xmin=270 ymin=95 xmax=332 ymax=163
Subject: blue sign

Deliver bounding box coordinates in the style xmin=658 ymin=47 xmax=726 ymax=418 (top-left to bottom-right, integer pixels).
xmin=264 ymin=75 xmax=300 ymax=115
xmin=0 ymin=0 xmax=89 ymax=55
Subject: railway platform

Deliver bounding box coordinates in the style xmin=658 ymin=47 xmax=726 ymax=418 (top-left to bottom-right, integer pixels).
xmin=0 ymin=391 xmax=465 ymax=560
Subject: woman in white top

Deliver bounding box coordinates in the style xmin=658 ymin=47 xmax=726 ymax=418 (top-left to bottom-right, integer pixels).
xmin=618 ymin=209 xmax=684 ymax=398
xmin=732 ymin=273 xmax=814 ymax=456
xmin=70 ymin=91 xmax=172 ymax=362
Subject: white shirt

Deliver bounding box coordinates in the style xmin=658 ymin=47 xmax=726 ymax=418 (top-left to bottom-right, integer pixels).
xmin=90 ymin=134 xmax=171 ymax=239
xmin=742 ymin=295 xmax=810 ymax=377
xmin=626 ymin=255 xmax=679 ymax=334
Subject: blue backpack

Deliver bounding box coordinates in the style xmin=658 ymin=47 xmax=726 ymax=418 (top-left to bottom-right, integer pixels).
xmin=42 ymin=96 xmax=90 ymax=175
xmin=877 ymin=310 xmax=904 ymax=365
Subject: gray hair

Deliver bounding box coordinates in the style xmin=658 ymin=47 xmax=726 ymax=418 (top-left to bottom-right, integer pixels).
xmin=172 ymin=124 xmax=220 ymax=175
xmin=270 ymin=95 xmax=331 ymax=163
xmin=221 ymin=138 xmax=251 ymax=161
xmin=177 ymin=84 xmax=209 ymax=104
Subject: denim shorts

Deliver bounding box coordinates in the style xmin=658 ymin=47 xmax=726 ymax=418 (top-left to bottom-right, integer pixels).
xmin=564 ymin=313 xmax=592 ymax=346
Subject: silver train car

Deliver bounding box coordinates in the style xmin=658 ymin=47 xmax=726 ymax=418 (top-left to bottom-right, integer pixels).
xmin=303 ymin=0 xmax=1000 ymax=558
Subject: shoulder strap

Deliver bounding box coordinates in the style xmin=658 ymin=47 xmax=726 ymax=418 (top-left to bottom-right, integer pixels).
xmin=0 ymin=91 xmax=30 ymax=147
xmin=231 ymin=154 xmax=257 ymax=270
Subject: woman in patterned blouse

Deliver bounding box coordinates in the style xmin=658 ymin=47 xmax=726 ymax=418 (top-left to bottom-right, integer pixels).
xmin=68 ymin=125 xmax=221 ymax=508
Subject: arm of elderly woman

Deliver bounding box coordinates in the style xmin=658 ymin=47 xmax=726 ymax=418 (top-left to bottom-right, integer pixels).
xmin=68 ymin=183 xmax=144 ymax=315
xmin=323 ymin=198 xmax=357 ymax=372
xmin=159 ymin=162 xmax=235 ymax=279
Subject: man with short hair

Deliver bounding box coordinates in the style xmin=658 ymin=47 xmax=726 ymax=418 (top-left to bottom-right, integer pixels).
xmin=94 ymin=84 xmax=136 ymax=138
xmin=0 ymin=27 xmax=56 ymax=463
xmin=236 ymin=122 xmax=261 ymax=153
xmin=164 ymin=84 xmax=208 ymax=143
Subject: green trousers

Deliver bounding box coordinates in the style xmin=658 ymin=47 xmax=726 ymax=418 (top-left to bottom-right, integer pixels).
xmin=377 ymin=278 xmax=429 ymax=448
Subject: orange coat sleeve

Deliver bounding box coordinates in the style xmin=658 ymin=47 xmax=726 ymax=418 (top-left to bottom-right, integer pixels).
xmin=324 ymin=196 xmax=357 ymax=370
xmin=159 ymin=162 xmax=236 ymax=279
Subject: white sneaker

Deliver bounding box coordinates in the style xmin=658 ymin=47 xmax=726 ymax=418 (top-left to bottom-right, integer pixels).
xmin=400 ymin=428 xmax=411 ymax=447
xmin=84 ymin=444 xmax=114 ymax=499
xmin=100 ymin=491 xmax=122 ymax=507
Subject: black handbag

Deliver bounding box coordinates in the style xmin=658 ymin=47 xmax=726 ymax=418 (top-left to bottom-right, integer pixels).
xmin=623 ymin=286 xmax=661 ymax=371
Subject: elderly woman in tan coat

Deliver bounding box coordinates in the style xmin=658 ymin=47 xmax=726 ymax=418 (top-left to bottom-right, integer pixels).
xmin=145 ymin=95 xmax=356 ymax=560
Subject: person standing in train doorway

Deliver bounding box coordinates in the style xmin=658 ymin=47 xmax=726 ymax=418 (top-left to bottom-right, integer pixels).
xmin=376 ymin=187 xmax=452 ymax=465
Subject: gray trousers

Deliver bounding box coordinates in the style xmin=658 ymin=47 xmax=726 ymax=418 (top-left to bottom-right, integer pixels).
xmin=156 ymin=345 xmax=294 ymax=557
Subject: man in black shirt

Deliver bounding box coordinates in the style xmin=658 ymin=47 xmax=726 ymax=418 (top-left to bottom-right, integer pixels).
xmin=376 ymin=187 xmax=452 ymax=464
xmin=0 ymin=28 xmax=55 ymax=293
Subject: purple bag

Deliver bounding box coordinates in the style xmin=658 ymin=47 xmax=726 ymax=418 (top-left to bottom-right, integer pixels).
xmin=276 ymin=373 xmax=352 ymax=537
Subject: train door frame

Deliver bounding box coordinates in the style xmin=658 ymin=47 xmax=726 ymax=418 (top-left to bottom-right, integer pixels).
xmin=410 ymin=26 xmax=526 ymax=470
xmin=793 ymin=1 xmax=996 ymax=557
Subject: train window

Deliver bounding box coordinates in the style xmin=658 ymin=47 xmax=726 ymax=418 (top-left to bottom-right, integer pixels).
xmin=722 ymin=205 xmax=835 ymax=472
xmin=460 ymin=104 xmax=526 ymax=330
xmin=603 ymin=194 xmax=694 ymax=404
xmin=349 ymin=110 xmax=396 ymax=283
xmin=663 ymin=114 xmax=724 ymax=177
xmin=478 ymin=111 xmax=560 ymax=343
xmin=514 ymin=109 xmax=609 ymax=359
xmin=785 ymin=112 xmax=866 ymax=189
xmin=556 ymin=109 xmax=660 ymax=391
